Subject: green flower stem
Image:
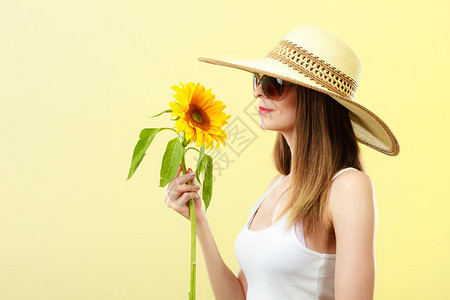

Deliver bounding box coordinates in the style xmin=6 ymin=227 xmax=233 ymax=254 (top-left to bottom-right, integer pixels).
xmin=180 ymin=151 xmax=196 ymax=300
xmin=185 ymin=146 xmax=200 ymax=154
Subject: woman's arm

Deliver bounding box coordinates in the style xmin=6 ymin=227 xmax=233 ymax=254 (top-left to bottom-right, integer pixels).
xmin=328 ymin=170 xmax=376 ymax=300
xmin=164 ymin=166 xmax=245 ymax=300
xmin=196 ymin=216 xmax=246 ymax=300
xmin=236 ymin=267 xmax=248 ymax=298
xmin=196 ymin=173 xmax=282 ymax=299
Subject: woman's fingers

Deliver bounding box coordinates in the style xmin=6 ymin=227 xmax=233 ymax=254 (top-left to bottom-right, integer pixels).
xmin=177 ymin=183 xmax=200 ymax=193
xmin=176 ymin=168 xmax=196 ymax=185
xmin=175 ymin=164 xmax=182 ymax=178
xmin=175 ymin=191 xmax=200 ymax=207
xmin=168 ymin=165 xmax=195 ymax=190
xmin=164 ymin=166 xmax=203 ymax=220
xmin=174 ymin=164 xmax=195 ymax=185
xmin=168 ymin=192 xmax=200 ymax=218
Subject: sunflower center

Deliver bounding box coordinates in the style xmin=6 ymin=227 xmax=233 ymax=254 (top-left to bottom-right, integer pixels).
xmin=192 ymin=112 xmax=202 ymax=123
xmin=188 ymin=105 xmax=211 ymax=131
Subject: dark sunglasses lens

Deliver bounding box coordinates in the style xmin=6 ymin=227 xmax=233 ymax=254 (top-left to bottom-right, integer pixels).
xmin=263 ymin=76 xmax=283 ymax=99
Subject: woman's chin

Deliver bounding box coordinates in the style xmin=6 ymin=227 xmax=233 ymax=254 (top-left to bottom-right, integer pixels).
xmin=259 ymin=121 xmax=276 ymax=131
xmin=259 ymin=120 xmax=288 ymax=133
xmin=259 ymin=117 xmax=276 ymax=129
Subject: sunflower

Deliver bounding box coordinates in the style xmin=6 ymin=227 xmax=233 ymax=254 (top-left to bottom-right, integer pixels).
xmin=169 ymin=82 xmax=231 ymax=150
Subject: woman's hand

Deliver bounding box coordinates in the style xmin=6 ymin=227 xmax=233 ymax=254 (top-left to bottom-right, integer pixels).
xmin=164 ymin=164 xmax=206 ymax=222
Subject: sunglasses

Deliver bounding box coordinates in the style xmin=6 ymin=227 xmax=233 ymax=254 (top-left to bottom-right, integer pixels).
xmin=253 ymin=73 xmax=294 ymax=100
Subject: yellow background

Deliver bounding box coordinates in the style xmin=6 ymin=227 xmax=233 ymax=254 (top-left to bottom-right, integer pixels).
xmin=1 ymin=0 xmax=449 ymax=299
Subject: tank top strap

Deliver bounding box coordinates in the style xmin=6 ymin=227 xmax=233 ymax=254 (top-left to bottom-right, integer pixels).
xmin=248 ymin=174 xmax=285 ymax=219
xmin=332 ymin=167 xmax=359 ymax=181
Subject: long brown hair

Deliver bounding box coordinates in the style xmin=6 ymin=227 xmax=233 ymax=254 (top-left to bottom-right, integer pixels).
xmin=272 ymin=84 xmax=365 ymax=242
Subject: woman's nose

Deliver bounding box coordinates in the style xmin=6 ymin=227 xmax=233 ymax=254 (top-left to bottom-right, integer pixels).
xmin=253 ymin=81 xmax=264 ymax=98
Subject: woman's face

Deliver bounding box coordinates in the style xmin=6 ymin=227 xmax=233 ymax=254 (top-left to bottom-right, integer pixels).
xmin=253 ymin=78 xmax=297 ymax=134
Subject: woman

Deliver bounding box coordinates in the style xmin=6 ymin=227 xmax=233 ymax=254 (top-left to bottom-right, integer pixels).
xmin=164 ymin=25 xmax=400 ymax=300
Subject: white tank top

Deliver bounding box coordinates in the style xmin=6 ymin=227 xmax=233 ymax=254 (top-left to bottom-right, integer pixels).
xmin=234 ymin=167 xmax=358 ymax=300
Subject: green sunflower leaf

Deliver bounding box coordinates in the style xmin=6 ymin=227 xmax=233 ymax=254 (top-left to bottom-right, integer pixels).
xmin=127 ymin=128 xmax=163 ymax=180
xmin=159 ymin=137 xmax=184 ymax=187
xmin=202 ymin=154 xmax=213 ymax=211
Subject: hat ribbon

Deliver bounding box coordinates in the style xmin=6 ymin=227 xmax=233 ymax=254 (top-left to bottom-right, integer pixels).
xmin=266 ymin=40 xmax=358 ymax=100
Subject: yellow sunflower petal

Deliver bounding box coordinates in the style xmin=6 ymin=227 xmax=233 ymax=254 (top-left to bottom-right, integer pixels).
xmin=171 ymin=83 xmax=190 ymax=109
xmin=197 ymin=87 xmax=215 ymax=108
xmin=207 ymin=139 xmax=214 ymax=150
xmin=185 ymin=125 xmax=195 ymax=141
xmin=195 ymin=127 xmax=205 ymax=147
xmin=212 ymin=132 xmax=226 ymax=148
xmin=169 ymin=101 xmax=183 ymax=118
xmin=190 ymin=83 xmax=203 ymax=105
xmin=174 ymin=118 xmax=188 ymax=132
xmin=206 ymin=126 xmax=223 ymax=135
xmin=204 ymin=133 xmax=213 ymax=149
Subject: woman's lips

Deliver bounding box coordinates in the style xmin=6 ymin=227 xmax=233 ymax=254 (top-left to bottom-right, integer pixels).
xmin=258 ymin=106 xmax=273 ymax=114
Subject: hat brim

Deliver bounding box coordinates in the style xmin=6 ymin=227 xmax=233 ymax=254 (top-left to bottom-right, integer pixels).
xmin=198 ymin=56 xmax=400 ymax=156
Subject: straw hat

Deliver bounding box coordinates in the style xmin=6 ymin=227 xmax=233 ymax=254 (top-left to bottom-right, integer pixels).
xmin=198 ymin=25 xmax=400 ymax=156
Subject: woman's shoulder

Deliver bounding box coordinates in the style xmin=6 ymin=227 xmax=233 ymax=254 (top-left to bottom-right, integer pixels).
xmin=330 ymin=169 xmax=373 ymax=191
xmin=327 ymin=169 xmax=375 ymax=223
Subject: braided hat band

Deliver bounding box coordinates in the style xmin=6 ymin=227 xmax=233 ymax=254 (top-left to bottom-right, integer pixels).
xmin=198 ymin=25 xmax=400 ymax=156
xmin=267 ymin=40 xmax=358 ymax=100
